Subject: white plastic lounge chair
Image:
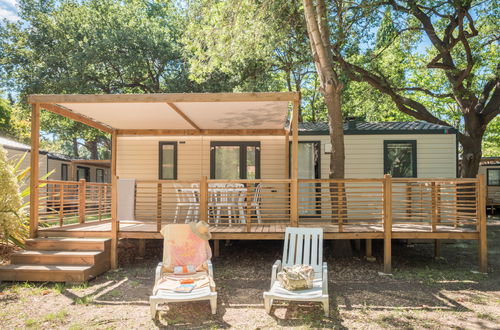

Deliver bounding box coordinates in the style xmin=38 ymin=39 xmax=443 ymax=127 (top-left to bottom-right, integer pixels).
xmin=263 ymin=227 xmax=329 ymax=316
xmin=149 ymin=261 xmax=217 ymax=318
xmin=150 ymin=224 xmax=217 ymax=318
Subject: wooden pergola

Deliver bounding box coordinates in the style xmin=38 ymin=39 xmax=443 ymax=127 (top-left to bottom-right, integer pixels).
xmin=28 ymin=92 xmax=301 ymax=268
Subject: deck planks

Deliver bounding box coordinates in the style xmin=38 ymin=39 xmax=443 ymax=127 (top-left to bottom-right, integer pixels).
xmin=38 ymin=219 xmax=478 ymax=240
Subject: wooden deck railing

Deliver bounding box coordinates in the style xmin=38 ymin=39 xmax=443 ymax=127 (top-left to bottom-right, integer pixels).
xmin=129 ymin=175 xmax=485 ymax=234
xmin=38 ymin=179 xmax=111 ymax=227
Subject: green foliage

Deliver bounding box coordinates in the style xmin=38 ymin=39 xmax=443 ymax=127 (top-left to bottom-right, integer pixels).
xmin=0 ymin=145 xmax=24 ymax=245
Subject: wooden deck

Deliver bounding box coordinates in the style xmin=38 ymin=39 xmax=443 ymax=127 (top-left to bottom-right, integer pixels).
xmin=38 ymin=220 xmax=479 ymax=240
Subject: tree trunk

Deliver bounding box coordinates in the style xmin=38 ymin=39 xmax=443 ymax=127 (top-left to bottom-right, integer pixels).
xmin=326 ymin=89 xmax=345 ymax=179
xmin=85 ymin=139 xmax=99 ymax=160
xmin=460 ymin=134 xmax=484 ymax=178
xmin=72 ymin=138 xmax=79 ymax=159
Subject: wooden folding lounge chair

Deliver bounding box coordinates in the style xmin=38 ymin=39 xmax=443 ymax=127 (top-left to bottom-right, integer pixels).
xmin=263 ymin=227 xmax=329 ymax=316
xmin=150 ymin=223 xmax=217 ymax=319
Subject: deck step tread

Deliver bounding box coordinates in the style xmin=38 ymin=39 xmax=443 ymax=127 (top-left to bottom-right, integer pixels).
xmin=13 ymin=250 xmax=103 ymax=256
xmin=26 ymin=238 xmax=110 ymax=243
xmin=0 ymin=264 xmax=92 ymax=272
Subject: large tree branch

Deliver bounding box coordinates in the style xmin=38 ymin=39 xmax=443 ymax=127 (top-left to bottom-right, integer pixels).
xmin=480 ymin=80 xmax=500 ymax=123
xmin=335 ymin=55 xmax=454 ymax=128
xmin=397 ymin=87 xmax=453 ymax=99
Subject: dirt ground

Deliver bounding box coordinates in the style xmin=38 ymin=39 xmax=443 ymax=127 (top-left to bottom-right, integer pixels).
xmin=1 ymin=219 xmax=499 ymax=329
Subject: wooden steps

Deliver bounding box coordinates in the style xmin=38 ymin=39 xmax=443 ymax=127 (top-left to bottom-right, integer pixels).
xmin=0 ymin=238 xmax=111 ymax=283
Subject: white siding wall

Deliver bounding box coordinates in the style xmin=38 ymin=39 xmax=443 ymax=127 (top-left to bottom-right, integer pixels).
xmin=300 ymin=133 xmax=457 ymax=178
xmin=116 ymin=133 xmax=457 ymax=180
xmin=116 ymin=136 xmax=288 ymax=180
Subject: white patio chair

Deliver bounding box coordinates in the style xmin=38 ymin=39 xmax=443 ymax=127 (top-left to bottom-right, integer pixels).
xmin=150 ymin=224 xmax=217 ymax=318
xmin=173 ymin=184 xmax=198 ymax=223
xmin=251 ymin=183 xmax=262 ymax=223
xmin=263 ymin=227 xmax=329 ymax=316
xmin=150 ymin=261 xmax=217 ymax=318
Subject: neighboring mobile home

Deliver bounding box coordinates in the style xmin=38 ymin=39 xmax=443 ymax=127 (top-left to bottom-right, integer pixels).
xmin=479 ymin=157 xmax=500 ymax=212
xmin=0 ymin=136 xmax=110 ymax=182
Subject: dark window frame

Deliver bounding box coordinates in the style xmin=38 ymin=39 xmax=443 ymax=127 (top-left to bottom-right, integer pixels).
xmin=383 ymin=140 xmax=417 ymax=178
xmin=210 ymin=141 xmax=261 ymax=179
xmin=76 ymin=166 xmax=91 ymax=182
xmin=61 ymin=164 xmax=69 ymax=181
xmin=96 ymin=168 xmax=105 ymax=183
xmin=487 ymin=168 xmax=500 ymax=186
xmin=158 ymin=141 xmax=178 ymax=180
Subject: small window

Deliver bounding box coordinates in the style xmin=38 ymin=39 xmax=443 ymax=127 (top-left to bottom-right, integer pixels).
xmin=159 ymin=142 xmax=177 ymax=180
xmin=61 ymin=164 xmax=69 ymax=181
xmin=77 ymin=166 xmax=90 ymax=182
xmin=487 ymin=168 xmax=500 ymax=186
xmin=96 ymin=169 xmax=105 ymax=183
xmin=384 ymin=140 xmax=417 ymax=178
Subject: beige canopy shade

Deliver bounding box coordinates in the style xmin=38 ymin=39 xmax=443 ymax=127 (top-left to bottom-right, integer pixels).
xmin=28 ymin=92 xmax=300 ymax=135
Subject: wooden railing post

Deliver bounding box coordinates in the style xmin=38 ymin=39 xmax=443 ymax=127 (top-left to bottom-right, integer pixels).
xmin=245 ymin=185 xmax=252 ymax=232
xmin=431 ymin=182 xmax=438 ymax=232
xmin=431 ymin=181 xmax=440 ymax=257
xmin=337 ymin=181 xmax=344 ymax=232
xmin=383 ymin=174 xmax=393 ymax=274
xmin=98 ymin=185 xmax=102 ymax=221
xmin=290 ymin=178 xmax=298 ymax=227
xmin=156 ymin=182 xmax=162 ymax=232
xmin=78 ymin=179 xmax=86 ymax=224
xmin=200 ymin=176 xmax=208 ymax=223
xmin=59 ymin=185 xmax=64 ymax=227
xmin=477 ymin=174 xmax=487 ymax=273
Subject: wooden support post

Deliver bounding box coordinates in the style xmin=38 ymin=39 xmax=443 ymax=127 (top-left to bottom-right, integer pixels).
xmin=59 ymin=186 xmax=64 ymax=227
xmin=431 ymin=181 xmax=439 ymax=258
xmin=29 ymin=103 xmax=40 ymax=239
xmin=156 ymin=182 xmax=162 ymax=232
xmin=200 ymin=176 xmax=208 ymax=222
xmin=78 ymin=179 xmax=86 ymax=224
xmin=290 ymin=100 xmax=299 ymax=227
xmin=365 ymin=239 xmax=375 ymax=262
xmin=213 ymin=239 xmax=220 ymax=257
xmin=110 ymin=130 xmax=118 ymax=269
xmin=434 ymin=240 xmax=441 ymax=259
xmin=383 ymin=174 xmax=393 ymax=274
xmin=477 ymin=174 xmax=488 ymax=273
xmin=138 ymin=239 xmax=146 ymax=258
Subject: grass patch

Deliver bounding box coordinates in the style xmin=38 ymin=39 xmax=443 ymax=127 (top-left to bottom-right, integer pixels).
xmin=74 ymin=295 xmax=94 ymax=305
xmin=43 ymin=309 xmax=69 ymax=322
xmin=24 ymin=318 xmax=39 ymax=328
xmin=476 ymin=312 xmax=496 ymax=321
xmin=394 ymin=267 xmax=486 ymax=284
xmin=53 ymin=283 xmax=65 ymax=294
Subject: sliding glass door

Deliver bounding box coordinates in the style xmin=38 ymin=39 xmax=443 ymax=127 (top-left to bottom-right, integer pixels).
xmin=291 ymin=141 xmax=321 ymax=216
xmin=210 ymin=142 xmax=260 ymax=179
